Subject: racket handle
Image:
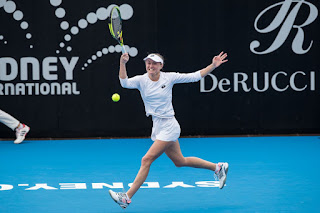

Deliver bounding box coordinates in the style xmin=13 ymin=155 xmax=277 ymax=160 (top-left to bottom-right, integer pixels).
xmin=121 ymin=45 xmax=127 ymax=54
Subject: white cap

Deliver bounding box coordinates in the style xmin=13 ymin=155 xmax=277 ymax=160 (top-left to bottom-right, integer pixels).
xmin=143 ymin=54 xmax=163 ymax=64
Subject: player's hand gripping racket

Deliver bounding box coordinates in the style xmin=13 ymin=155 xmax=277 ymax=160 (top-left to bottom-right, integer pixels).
xmin=108 ymin=6 xmax=126 ymax=54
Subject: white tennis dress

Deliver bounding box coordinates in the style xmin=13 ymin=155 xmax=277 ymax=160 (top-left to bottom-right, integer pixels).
xmin=120 ymin=71 xmax=202 ymax=141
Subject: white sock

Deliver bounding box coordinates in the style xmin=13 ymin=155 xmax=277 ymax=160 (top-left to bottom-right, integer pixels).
xmin=215 ymin=164 xmax=221 ymax=172
xmin=16 ymin=123 xmax=23 ymax=130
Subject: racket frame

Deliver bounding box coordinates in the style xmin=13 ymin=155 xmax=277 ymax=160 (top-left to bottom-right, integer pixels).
xmin=108 ymin=6 xmax=126 ymax=53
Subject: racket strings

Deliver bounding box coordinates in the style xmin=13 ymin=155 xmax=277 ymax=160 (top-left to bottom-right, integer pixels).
xmin=109 ymin=6 xmax=125 ymax=52
xmin=111 ymin=11 xmax=122 ymax=40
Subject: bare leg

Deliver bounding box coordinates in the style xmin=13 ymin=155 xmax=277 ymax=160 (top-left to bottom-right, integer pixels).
xmin=126 ymin=140 xmax=173 ymax=199
xmin=165 ymin=140 xmax=217 ymax=171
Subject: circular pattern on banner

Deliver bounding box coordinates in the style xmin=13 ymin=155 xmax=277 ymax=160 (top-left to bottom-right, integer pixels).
xmin=86 ymin=12 xmax=97 ymax=24
xmin=78 ymin=19 xmax=88 ymax=29
xmin=96 ymin=7 xmax=108 ymax=20
xmin=64 ymin=34 xmax=71 ymax=41
xmin=13 ymin=10 xmax=23 ymax=21
xmin=21 ymin=21 xmax=28 ymax=29
xmin=0 ymin=0 xmax=7 ymax=8
xmin=71 ymin=26 xmax=79 ymax=35
xmin=55 ymin=8 xmax=66 ymax=18
xmin=50 ymin=0 xmax=62 ymax=7
xmin=4 ymin=1 xmax=16 ymax=13
xmin=81 ymin=45 xmax=138 ymax=70
xmin=96 ymin=51 xmax=102 ymax=57
xmin=60 ymin=21 xmax=69 ymax=30
xmin=102 ymin=48 xmax=108 ymax=54
xmin=119 ymin=4 xmax=133 ymax=20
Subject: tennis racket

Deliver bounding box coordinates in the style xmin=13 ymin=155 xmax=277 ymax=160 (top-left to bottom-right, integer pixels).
xmin=108 ymin=6 xmax=126 ymax=53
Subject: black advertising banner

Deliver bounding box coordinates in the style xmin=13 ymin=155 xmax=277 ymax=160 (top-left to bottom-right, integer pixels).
xmin=0 ymin=0 xmax=319 ymax=138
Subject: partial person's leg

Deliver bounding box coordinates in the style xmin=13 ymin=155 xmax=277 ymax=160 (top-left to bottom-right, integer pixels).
xmin=0 ymin=109 xmax=20 ymax=130
xmin=126 ymin=140 xmax=173 ymax=198
xmin=165 ymin=139 xmax=217 ymax=171
xmin=165 ymin=139 xmax=229 ymax=189
xmin=0 ymin=109 xmax=30 ymax=144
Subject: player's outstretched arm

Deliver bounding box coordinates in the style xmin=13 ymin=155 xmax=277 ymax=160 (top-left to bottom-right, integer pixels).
xmin=200 ymin=51 xmax=228 ymax=77
xmin=119 ymin=53 xmax=129 ymax=79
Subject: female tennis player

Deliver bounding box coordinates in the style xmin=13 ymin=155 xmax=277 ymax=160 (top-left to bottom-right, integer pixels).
xmin=0 ymin=109 xmax=30 ymax=144
xmin=109 ymin=52 xmax=229 ymax=209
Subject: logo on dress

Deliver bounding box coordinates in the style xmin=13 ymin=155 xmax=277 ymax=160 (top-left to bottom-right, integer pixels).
xmin=161 ymin=85 xmax=166 ymax=89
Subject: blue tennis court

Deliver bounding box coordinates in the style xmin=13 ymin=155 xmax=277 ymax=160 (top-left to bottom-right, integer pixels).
xmin=1 ymin=136 xmax=319 ymax=212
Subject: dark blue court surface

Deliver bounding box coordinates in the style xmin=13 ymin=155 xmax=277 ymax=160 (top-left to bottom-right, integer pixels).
xmin=1 ymin=136 xmax=320 ymax=212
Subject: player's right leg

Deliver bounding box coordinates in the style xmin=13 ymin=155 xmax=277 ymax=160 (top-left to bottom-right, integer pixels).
xmin=109 ymin=190 xmax=131 ymax=209
xmin=109 ymin=139 xmax=173 ymax=209
xmin=126 ymin=140 xmax=173 ymax=198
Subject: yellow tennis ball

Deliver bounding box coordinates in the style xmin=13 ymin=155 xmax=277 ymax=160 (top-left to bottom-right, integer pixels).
xmin=112 ymin=93 xmax=120 ymax=102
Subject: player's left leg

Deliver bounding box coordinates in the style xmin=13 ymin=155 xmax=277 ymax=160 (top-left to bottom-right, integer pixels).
xmin=165 ymin=139 xmax=216 ymax=170
xmin=165 ymin=139 xmax=228 ymax=189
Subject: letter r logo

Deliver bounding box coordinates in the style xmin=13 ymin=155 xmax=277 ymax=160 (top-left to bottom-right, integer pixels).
xmin=250 ymin=0 xmax=318 ymax=55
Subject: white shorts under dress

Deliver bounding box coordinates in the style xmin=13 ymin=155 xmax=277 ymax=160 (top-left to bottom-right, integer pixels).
xmin=151 ymin=116 xmax=181 ymax=142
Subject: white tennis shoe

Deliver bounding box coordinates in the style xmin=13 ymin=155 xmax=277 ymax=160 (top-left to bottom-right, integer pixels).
xmin=14 ymin=124 xmax=30 ymax=144
xmin=214 ymin=162 xmax=229 ymax=189
xmin=109 ymin=190 xmax=131 ymax=209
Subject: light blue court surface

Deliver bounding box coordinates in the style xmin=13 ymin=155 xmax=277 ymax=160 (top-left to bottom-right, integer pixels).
xmin=1 ymin=136 xmax=320 ymax=213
